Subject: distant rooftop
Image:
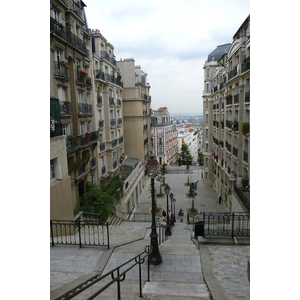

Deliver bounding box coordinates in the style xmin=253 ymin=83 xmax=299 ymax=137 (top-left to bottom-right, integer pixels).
xmin=207 ymin=44 xmax=231 ymax=62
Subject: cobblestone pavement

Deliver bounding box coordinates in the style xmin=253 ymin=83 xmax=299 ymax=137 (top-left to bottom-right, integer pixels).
xmin=208 ymin=245 xmax=250 ymax=300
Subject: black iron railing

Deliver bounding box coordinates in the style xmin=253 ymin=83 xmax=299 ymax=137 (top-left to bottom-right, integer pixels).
xmin=50 ymin=123 xmax=63 ymax=137
xmin=99 ymin=120 xmax=104 ymax=129
xmin=112 ymin=138 xmax=118 ymax=148
xmin=118 ymin=136 xmax=123 ymax=144
xmin=62 ymin=245 xmax=152 ymax=299
xmin=100 ymin=142 xmax=105 ymax=152
xmin=117 ymin=118 xmax=122 ymax=126
xmin=245 ymin=91 xmax=250 ymax=103
xmin=110 ymin=119 xmax=115 ymax=127
xmin=90 ymin=157 xmax=96 ymax=169
xmin=50 ymin=220 xmax=110 ymax=248
xmin=193 ymin=212 xmax=250 ymax=238
xmin=228 ymin=67 xmax=237 ymax=80
xmin=60 ymin=101 xmax=71 ymax=115
xmin=54 ymin=61 xmax=69 ymax=78
xmin=50 ymin=17 xmax=89 ymax=55
xmin=234 ymin=183 xmax=250 ymax=212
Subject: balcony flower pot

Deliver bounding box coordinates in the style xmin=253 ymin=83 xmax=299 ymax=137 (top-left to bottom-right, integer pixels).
xmin=79 ymin=70 xmax=88 ymax=77
xmin=242 ymin=122 xmax=250 ymax=135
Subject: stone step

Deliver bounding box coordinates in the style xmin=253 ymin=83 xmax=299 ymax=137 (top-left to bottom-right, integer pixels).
xmin=143 ymin=281 xmax=210 ymax=300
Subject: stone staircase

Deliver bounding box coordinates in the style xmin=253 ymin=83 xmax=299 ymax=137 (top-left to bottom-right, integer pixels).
xmin=142 ymin=223 xmax=210 ymax=299
xmin=106 ymin=213 xmax=122 ymax=226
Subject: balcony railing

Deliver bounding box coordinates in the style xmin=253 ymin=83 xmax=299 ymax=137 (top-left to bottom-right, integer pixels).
xmin=78 ymin=103 xmax=92 ymax=115
xmin=112 ymin=139 xmax=118 ymax=148
xmin=78 ymin=163 xmax=86 ymax=177
xmin=226 ymin=141 xmax=231 ymax=152
xmin=233 ymin=146 xmax=238 ymax=157
xmin=119 ymin=136 xmax=123 ymax=144
xmin=98 ymin=120 xmax=104 ymax=129
xmin=101 ymin=166 xmax=106 ymax=176
xmin=90 ymin=157 xmax=96 ymax=169
xmin=241 ymin=62 xmax=250 ymax=73
xmin=243 ymin=151 xmax=248 ymax=163
xmin=95 ymin=70 xmax=104 ymax=80
xmin=117 ymin=118 xmax=122 ymax=126
xmin=50 ymin=123 xmax=63 ymax=138
xmin=104 ymin=73 xmax=123 ymax=88
xmin=113 ymin=161 xmax=117 ymax=169
xmin=50 ymin=17 xmax=89 ymax=56
xmin=100 ymin=50 xmax=117 ymax=66
xmin=245 ymin=91 xmax=250 ymax=103
xmin=72 ymin=0 xmax=84 ymax=20
xmin=109 ymin=97 xmax=114 ymax=106
xmin=116 ymin=99 xmax=122 ymax=106
xmin=226 ymin=120 xmax=232 ymax=129
xmin=234 ymin=94 xmax=239 ymax=104
xmin=110 ymin=119 xmax=115 ymax=127
xmin=54 ymin=61 xmax=69 ymax=78
xmin=100 ymin=142 xmax=105 ymax=152
xmin=228 ymin=67 xmax=237 ymax=81
xmin=97 ymin=95 xmax=102 ymax=106
xmin=66 ymin=131 xmax=99 ymax=151
xmin=59 ymin=101 xmax=71 ymax=115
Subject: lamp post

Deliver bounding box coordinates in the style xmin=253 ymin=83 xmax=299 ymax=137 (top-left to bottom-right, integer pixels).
xmin=164 ymin=184 xmax=172 ymax=236
xmin=170 ymin=193 xmax=174 ymax=226
xmin=173 ymin=198 xmax=176 ymax=223
xmin=145 ymin=157 xmax=162 ymax=265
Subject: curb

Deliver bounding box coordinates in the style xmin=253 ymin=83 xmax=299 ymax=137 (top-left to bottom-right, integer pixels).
xmin=199 ymin=244 xmax=229 ymax=300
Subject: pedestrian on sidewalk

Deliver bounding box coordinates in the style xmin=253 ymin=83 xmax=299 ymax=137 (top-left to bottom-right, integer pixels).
xmin=178 ymin=209 xmax=184 ymax=222
xmin=219 ymin=193 xmax=222 ymax=204
xmin=162 ymin=210 xmax=166 ymax=222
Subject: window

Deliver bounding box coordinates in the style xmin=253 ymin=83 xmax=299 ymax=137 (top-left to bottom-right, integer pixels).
xmin=111 ymin=131 xmax=114 ymax=140
xmin=50 ymin=159 xmax=56 ymax=182
xmin=88 ymin=121 xmax=92 ymax=133
xmin=95 ymin=61 xmax=99 ymax=70
xmin=62 ymin=123 xmax=70 ymax=137
xmin=78 ymin=91 xmax=83 ymax=103
xmin=80 ymin=122 xmax=86 ymax=135
xmin=206 ymin=99 xmax=208 ymax=108
xmin=206 ymin=114 xmax=208 ymax=123
xmin=207 ymin=68 xmax=209 ymax=77
xmin=206 ymin=83 xmax=209 ymax=92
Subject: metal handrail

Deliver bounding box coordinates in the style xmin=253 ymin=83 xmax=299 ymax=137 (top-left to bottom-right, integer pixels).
xmin=64 ymin=245 xmax=153 ymax=299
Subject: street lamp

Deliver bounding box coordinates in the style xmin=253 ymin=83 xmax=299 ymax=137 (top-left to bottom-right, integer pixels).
xmin=169 ymin=193 xmax=174 ymax=226
xmin=164 ymin=184 xmax=172 ymax=236
xmin=173 ymin=198 xmax=176 ymax=223
xmin=145 ymin=157 xmax=162 ymax=265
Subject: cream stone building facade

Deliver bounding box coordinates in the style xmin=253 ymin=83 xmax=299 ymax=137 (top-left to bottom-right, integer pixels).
xmin=50 ymin=1 xmax=148 ymax=220
xmin=202 ymin=15 xmax=250 ymax=212
xmin=151 ymin=107 xmax=178 ymax=165
xmin=177 ymin=128 xmax=199 ymax=164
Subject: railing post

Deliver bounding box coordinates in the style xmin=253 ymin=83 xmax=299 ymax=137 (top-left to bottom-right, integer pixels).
xmin=138 ymin=254 xmax=143 ymax=298
xmin=107 ymin=222 xmax=110 ymax=249
xmin=231 ymin=212 xmax=235 ymax=238
xmin=203 ymin=212 xmax=205 ymax=238
xmin=50 ymin=220 xmax=54 ymax=247
xmin=78 ymin=221 xmax=82 ymax=248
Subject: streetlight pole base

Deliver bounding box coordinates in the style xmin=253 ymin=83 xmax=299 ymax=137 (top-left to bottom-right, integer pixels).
xmin=148 ymin=232 xmax=162 ymax=265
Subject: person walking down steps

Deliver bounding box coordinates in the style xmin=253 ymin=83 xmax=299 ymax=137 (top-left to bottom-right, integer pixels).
xmin=219 ymin=193 xmax=222 ymax=204
xmin=178 ymin=209 xmax=184 ymax=222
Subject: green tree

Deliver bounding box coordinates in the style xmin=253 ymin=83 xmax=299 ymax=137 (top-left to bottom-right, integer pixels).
xmin=180 ymin=143 xmax=193 ymax=166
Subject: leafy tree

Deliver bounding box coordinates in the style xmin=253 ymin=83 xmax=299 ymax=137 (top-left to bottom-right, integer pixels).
xmin=180 ymin=143 xmax=193 ymax=166
xmin=78 ymin=176 xmax=124 ymax=221
xmin=198 ymin=153 xmax=204 ymax=166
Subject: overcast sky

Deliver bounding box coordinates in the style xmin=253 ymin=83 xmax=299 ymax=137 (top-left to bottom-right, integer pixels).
xmin=85 ymin=0 xmax=250 ymax=115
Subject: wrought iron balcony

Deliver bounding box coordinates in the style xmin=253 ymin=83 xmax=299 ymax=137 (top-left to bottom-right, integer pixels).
xmin=110 ymin=119 xmax=115 ymax=127
xmin=228 ymin=67 xmax=237 ymax=80
xmin=213 ymin=86 xmax=218 ymax=93
xmin=66 ymin=131 xmax=99 ymax=152
xmin=54 ymin=61 xmax=69 ymax=78
xmin=86 ymin=76 xmax=92 ymax=87
xmin=78 ymin=163 xmax=86 ymax=177
xmin=226 ymin=141 xmax=231 ymax=152
xmin=233 ymin=146 xmax=238 ymax=157
xmin=226 ymin=120 xmax=232 ymax=129
xmin=90 ymin=157 xmax=96 ymax=169
xmin=119 ymin=136 xmax=123 ymax=144
xmin=100 ymin=142 xmax=105 ymax=152
xmin=241 ymin=62 xmax=250 ymax=73
xmin=245 ymin=91 xmax=250 ymax=103
xmin=60 ymin=101 xmax=71 ymax=115
xmin=97 ymin=95 xmax=102 ymax=106
xmin=101 ymin=166 xmax=106 ymax=175
xmin=104 ymin=73 xmax=123 ymax=88
xmin=72 ymin=0 xmax=84 ymax=20
xmin=113 ymin=161 xmax=117 ymax=169
xmin=143 ymin=110 xmax=147 ymax=115
xmin=98 ymin=120 xmax=104 ymax=129
xmin=50 ymin=123 xmax=63 ymax=137
xmin=112 ymin=139 xmax=118 ymax=148
xmin=95 ymin=70 xmax=104 ymax=80
xmin=78 ymin=103 xmax=92 ymax=115
xmin=243 ymin=151 xmax=248 ymax=163
xmin=116 ymin=99 xmax=122 ymax=107
xmin=117 ymin=118 xmax=122 ymax=126
xmin=234 ymin=94 xmax=239 ymax=104
xmin=109 ymin=97 xmax=114 ymax=106
xmin=50 ymin=17 xmax=89 ymax=56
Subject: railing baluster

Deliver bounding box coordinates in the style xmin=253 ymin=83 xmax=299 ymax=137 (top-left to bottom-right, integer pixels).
xmin=231 ymin=212 xmax=235 ymax=238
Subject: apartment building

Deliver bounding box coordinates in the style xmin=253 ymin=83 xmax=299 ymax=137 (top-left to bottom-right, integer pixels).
xmin=151 ymin=107 xmax=178 ymax=165
xmin=90 ymin=29 xmax=125 ymax=183
xmin=50 ymin=0 xmax=99 ymax=211
xmin=202 ymin=15 xmax=250 ymax=212
xmin=116 ymin=59 xmax=152 ymax=164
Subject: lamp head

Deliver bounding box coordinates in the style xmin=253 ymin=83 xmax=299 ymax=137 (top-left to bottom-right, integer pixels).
xmin=145 ymin=156 xmax=159 ymax=177
xmin=164 ymin=184 xmax=170 ymax=195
